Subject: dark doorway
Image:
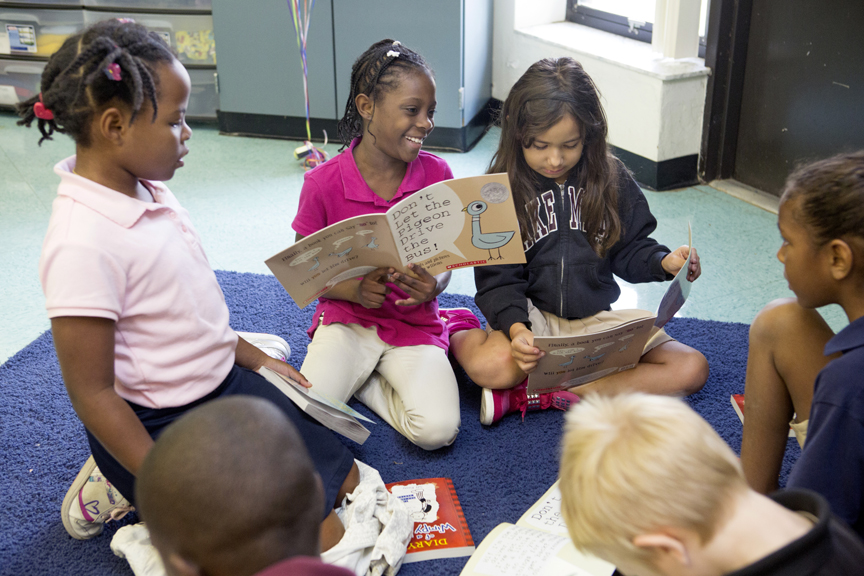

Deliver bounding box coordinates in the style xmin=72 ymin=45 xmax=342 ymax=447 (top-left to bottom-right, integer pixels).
xmin=701 ymin=0 xmax=864 ymax=196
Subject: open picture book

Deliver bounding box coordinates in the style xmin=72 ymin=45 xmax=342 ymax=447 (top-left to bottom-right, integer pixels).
xmin=266 ymin=173 xmax=525 ymax=308
xmin=460 ymin=481 xmax=616 ymax=576
xmin=257 ymin=366 xmax=374 ymax=444
xmin=527 ymin=224 xmax=694 ymax=395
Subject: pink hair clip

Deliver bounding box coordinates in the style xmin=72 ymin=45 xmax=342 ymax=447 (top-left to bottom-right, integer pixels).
xmin=33 ymin=93 xmax=54 ymax=121
xmin=104 ymin=63 xmax=122 ymax=81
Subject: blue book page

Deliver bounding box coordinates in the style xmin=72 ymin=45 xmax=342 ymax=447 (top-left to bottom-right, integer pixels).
xmin=655 ymin=224 xmax=693 ymax=328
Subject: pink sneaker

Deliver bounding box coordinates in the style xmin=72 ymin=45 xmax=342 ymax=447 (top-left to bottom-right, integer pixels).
xmin=440 ymin=308 xmax=482 ymax=337
xmin=480 ymin=380 xmax=580 ymax=425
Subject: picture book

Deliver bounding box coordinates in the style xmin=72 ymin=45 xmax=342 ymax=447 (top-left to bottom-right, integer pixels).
xmin=527 ymin=316 xmax=657 ymax=395
xmin=526 ymin=225 xmax=695 ymax=395
xmin=731 ymin=394 xmax=795 ymax=438
xmin=266 ymin=173 xmax=525 ymax=308
xmin=460 ymin=481 xmax=616 ymax=576
xmin=385 ymin=477 xmax=475 ymax=563
xmin=257 ymin=367 xmax=374 ymax=444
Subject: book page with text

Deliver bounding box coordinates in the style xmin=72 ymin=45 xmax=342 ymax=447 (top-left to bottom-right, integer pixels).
xmin=384 ymin=173 xmax=525 ymax=275
xmin=527 ymin=316 xmax=655 ymax=395
xmin=516 ymin=481 xmax=569 ymax=538
xmin=461 ymin=524 xmax=614 ymax=576
xmin=266 ymin=215 xmax=400 ymax=308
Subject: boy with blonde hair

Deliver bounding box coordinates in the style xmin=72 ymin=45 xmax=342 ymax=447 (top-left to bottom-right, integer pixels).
xmin=559 ymin=393 xmax=864 ymax=576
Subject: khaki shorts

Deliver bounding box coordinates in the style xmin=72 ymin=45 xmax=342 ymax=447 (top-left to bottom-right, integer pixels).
xmin=790 ymin=418 xmax=808 ymax=448
xmin=488 ymin=299 xmax=674 ymax=356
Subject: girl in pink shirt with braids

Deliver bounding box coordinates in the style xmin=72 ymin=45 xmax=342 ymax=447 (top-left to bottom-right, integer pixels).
xmin=19 ymin=19 xmax=358 ymax=549
xmin=293 ymin=39 xmax=466 ymax=450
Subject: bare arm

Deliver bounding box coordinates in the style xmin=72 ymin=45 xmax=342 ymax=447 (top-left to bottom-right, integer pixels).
xmin=51 ymin=316 xmax=153 ymax=477
xmin=235 ymin=334 xmax=310 ymax=387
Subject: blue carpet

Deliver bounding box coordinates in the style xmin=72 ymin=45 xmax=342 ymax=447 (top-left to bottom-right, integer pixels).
xmin=0 ymin=270 xmax=801 ymax=576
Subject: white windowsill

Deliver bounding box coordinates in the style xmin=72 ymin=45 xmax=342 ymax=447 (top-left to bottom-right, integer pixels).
xmin=515 ymin=21 xmax=710 ymax=82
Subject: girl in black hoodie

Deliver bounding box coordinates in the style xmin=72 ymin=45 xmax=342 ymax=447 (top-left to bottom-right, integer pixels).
xmin=449 ymin=58 xmax=708 ymax=425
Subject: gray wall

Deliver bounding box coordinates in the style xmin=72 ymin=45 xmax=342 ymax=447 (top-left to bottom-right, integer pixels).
xmin=463 ymin=0 xmax=493 ymax=124
xmin=211 ymin=0 xmax=493 ymax=141
xmin=212 ymin=0 xmax=338 ymax=118
xmin=332 ymin=0 xmax=464 ymax=128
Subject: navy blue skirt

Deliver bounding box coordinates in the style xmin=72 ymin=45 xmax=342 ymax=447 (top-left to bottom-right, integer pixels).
xmin=86 ymin=365 xmax=356 ymax=518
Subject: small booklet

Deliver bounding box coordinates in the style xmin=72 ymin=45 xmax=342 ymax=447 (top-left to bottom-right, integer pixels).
xmin=257 ymin=366 xmax=374 ymax=444
xmin=460 ymin=481 xmax=616 ymax=576
xmin=527 ymin=225 xmax=694 ymax=395
xmin=654 ymin=223 xmax=694 ymax=329
xmin=385 ymin=477 xmax=475 ymax=563
xmin=731 ymin=394 xmax=795 ymax=438
xmin=266 ymin=173 xmax=525 ymax=308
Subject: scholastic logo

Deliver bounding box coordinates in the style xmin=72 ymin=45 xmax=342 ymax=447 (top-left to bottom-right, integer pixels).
xmin=447 ymin=260 xmax=486 ymax=270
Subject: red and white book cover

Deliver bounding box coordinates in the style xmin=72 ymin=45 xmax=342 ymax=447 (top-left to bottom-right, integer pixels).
xmin=385 ymin=477 xmax=475 ymax=563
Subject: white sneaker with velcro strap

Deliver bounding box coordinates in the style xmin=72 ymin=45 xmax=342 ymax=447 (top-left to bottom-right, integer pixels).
xmin=236 ymin=331 xmax=291 ymax=362
xmin=61 ymin=456 xmax=134 ymax=540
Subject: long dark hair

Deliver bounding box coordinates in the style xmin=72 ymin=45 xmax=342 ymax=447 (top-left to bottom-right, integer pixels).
xmin=16 ymin=19 xmax=175 ymax=146
xmin=489 ymin=58 xmax=622 ymax=256
xmin=781 ymin=151 xmax=864 ymax=251
xmin=336 ymin=39 xmax=432 ymax=150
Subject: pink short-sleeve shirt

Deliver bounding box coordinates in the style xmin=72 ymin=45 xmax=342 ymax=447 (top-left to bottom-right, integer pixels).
xmin=292 ymin=139 xmax=454 ymax=350
xmin=40 ymin=157 xmax=237 ymax=409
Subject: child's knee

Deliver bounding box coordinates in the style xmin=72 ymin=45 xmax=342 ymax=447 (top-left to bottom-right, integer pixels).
xmin=410 ymin=413 xmax=460 ymax=451
xmin=679 ymin=349 xmax=709 ymax=395
xmin=466 ymin=343 xmax=522 ymax=389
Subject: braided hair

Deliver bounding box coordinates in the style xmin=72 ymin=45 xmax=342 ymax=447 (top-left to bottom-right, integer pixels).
xmin=781 ymin=151 xmax=864 ymax=251
xmin=16 ymin=19 xmax=175 ymax=146
xmin=336 ymin=39 xmax=432 ymax=150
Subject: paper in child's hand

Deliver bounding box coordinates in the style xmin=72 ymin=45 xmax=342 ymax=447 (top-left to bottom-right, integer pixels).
xmin=655 ymin=223 xmax=693 ymax=328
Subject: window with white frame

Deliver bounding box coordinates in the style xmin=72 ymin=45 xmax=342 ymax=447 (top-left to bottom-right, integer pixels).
xmin=566 ymin=0 xmax=710 ymax=57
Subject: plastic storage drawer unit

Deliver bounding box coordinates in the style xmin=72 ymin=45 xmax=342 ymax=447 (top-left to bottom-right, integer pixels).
xmin=0 ymin=7 xmax=85 ymax=57
xmin=83 ymin=0 xmax=211 ymax=9
xmin=186 ymin=66 xmax=217 ymax=119
xmin=0 ymin=0 xmax=81 ymax=5
xmin=0 ymin=57 xmax=45 ymax=106
xmin=84 ymin=10 xmax=215 ymax=65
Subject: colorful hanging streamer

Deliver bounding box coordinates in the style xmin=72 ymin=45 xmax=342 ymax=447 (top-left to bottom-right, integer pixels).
xmin=288 ymin=0 xmax=329 ymax=169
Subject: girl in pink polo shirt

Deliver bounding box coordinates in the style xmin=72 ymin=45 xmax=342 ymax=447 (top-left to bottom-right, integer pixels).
xmin=293 ymin=40 xmax=464 ymax=450
xmin=19 ymin=20 xmax=357 ymax=549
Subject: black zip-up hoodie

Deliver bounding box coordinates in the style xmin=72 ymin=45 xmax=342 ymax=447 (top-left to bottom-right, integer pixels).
xmin=474 ymin=164 xmax=671 ymax=336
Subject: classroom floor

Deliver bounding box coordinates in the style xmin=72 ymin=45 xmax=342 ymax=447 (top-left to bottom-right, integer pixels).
xmin=0 ymin=111 xmax=848 ymax=364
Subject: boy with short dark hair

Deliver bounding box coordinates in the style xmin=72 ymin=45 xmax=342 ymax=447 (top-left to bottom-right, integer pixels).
xmin=136 ymin=396 xmax=353 ymax=576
